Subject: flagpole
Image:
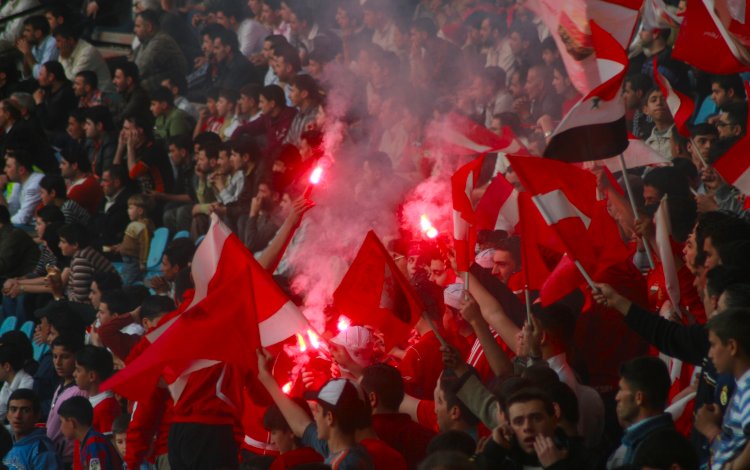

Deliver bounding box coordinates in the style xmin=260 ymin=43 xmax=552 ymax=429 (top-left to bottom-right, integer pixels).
xmin=618 ymin=154 xmax=655 ymax=269
xmin=688 ymin=137 xmax=709 ymax=168
xmin=422 ymin=311 xmax=449 ymax=348
xmin=463 ymin=271 xmax=469 ymax=297
xmin=524 ymin=287 xmax=532 ymax=325
xmin=573 ymin=260 xmax=598 ymax=292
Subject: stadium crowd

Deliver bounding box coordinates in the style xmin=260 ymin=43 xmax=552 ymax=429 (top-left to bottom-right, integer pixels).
xmin=0 ymin=0 xmax=746 ymax=469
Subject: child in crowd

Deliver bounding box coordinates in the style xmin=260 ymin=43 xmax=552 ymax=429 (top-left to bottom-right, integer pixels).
xmin=263 ymin=401 xmax=324 ymax=470
xmin=0 ymin=339 xmax=34 ymax=420
xmin=111 ymin=414 xmax=129 ymax=460
xmin=112 ymin=194 xmax=154 ymax=286
xmin=59 ymin=396 xmax=123 ymax=470
xmin=74 ymin=345 xmax=122 ymax=435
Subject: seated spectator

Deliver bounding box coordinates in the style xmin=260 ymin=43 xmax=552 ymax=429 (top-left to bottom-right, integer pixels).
xmin=58 ymin=396 xmax=123 ymax=469
xmin=284 ymin=74 xmax=322 ymax=147
xmin=189 ymin=137 xmax=220 ymax=238
xmin=39 ymin=175 xmax=91 ymax=226
xmin=0 ymin=97 xmax=57 ymax=175
xmin=109 ymin=194 xmax=154 ymax=286
xmin=231 ymin=84 xmax=296 ymax=157
xmin=0 ymin=338 xmax=35 ymax=420
xmin=211 ymin=0 xmax=269 ymax=57
xmin=93 ymin=165 xmax=133 ymax=254
xmin=214 ymin=138 xmax=261 ymax=231
xmin=2 ymin=148 xmax=44 ymax=227
xmin=63 ymin=108 xmax=88 ymax=148
xmin=112 ymin=62 xmax=150 ymax=128
xmin=33 ymin=60 xmax=77 ymax=137
xmin=186 ymin=23 xmax=224 ymax=102
xmin=155 ymin=135 xmax=196 ymax=234
xmin=53 ymin=24 xmax=114 ymax=94
xmin=271 ymin=42 xmax=302 ymax=104
xmin=225 ymin=84 xmax=263 ymax=138
xmin=262 ymin=401 xmax=325 ymax=469
xmin=161 ymin=74 xmax=199 ymax=122
xmin=210 ymin=25 xmax=261 ymax=93
xmin=73 ymin=70 xmax=107 ymax=109
xmin=17 ymin=15 xmax=59 ymax=80
xmin=212 ymin=88 xmax=240 ymax=141
xmin=55 ymin=223 xmax=117 ymax=303
xmin=243 ymin=179 xmax=283 ymax=253
xmin=59 ymin=143 xmax=104 ymax=216
xmin=3 ymin=389 xmax=61 ymax=469
xmin=114 ymin=113 xmax=175 ymax=194
xmin=149 ymin=87 xmax=193 ymax=140
xmin=84 ymin=106 xmax=117 ymax=177
xmin=96 ymin=289 xmax=147 ymax=362
xmin=133 ymin=9 xmax=188 ymax=93
xmin=145 ymin=238 xmax=195 ymax=299
xmin=74 ymin=345 xmax=121 ymax=435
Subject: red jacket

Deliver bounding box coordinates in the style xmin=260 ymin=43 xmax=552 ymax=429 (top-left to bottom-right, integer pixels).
xmin=91 ymin=392 xmax=121 ymax=435
xmin=67 ymin=175 xmax=104 ymax=215
xmin=98 ymin=314 xmax=142 ymax=362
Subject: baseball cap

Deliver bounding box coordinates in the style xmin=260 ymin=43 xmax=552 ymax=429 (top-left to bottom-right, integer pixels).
xmin=475 ymin=248 xmax=495 ymax=269
xmin=443 ymin=283 xmax=465 ymax=310
xmin=329 ymin=326 xmax=380 ymax=368
xmin=303 ymin=378 xmax=367 ymax=413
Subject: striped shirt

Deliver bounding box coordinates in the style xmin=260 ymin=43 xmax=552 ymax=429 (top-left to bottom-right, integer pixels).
xmin=712 ymin=369 xmax=750 ymax=468
xmin=67 ymin=246 xmax=116 ymax=303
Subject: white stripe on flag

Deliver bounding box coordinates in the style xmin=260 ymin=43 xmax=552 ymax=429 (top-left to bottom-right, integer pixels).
xmin=532 ymin=190 xmax=591 ymax=229
xmin=259 ymin=300 xmax=309 ymax=347
xmin=453 ymin=209 xmax=470 ymax=241
xmin=733 ymin=165 xmax=750 ymax=195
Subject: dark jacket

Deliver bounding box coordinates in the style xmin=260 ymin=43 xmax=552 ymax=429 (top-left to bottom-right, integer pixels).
xmin=476 ymin=430 xmax=594 ymax=470
xmin=114 ymin=85 xmax=150 ymax=128
xmin=36 ymin=82 xmax=77 ymax=136
xmin=231 ymin=107 xmax=297 ymax=158
xmin=93 ymin=187 xmax=133 ymax=250
xmin=0 ymin=224 xmax=40 ymax=279
xmin=213 ymin=53 xmax=262 ymax=92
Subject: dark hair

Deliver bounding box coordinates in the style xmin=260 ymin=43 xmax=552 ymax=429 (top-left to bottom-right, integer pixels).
xmin=75 ymin=345 xmax=114 ymax=381
xmin=38 ymin=175 xmax=66 ymax=201
xmin=68 ymin=108 xmax=88 ymax=124
xmin=140 ymin=295 xmax=176 ymax=321
xmin=75 ymin=70 xmax=98 ymax=90
xmin=504 ymin=387 xmax=556 ymax=417
xmin=493 ymin=235 xmax=521 ymax=266
xmin=531 ymin=302 xmax=577 ymax=346
xmin=103 ymin=164 xmax=128 ymax=184
xmin=58 ymin=223 xmax=90 ymax=249
xmin=643 ymin=166 xmax=692 ymax=200
xmin=708 ymin=308 xmax=750 ymax=356
xmin=706 ymin=265 xmax=748 ymax=299
xmin=85 ymin=106 xmax=114 ymax=132
xmin=361 ymin=363 xmax=404 ymax=411
xmin=164 ymin=73 xmax=188 ymax=95
xmin=263 ymin=398 xmax=311 ymax=432
xmin=60 ymin=142 xmax=91 ymax=172
xmin=36 ymin=203 xmax=65 ymax=224
xmin=418 ymin=451 xmax=474 ymax=470
xmin=438 ymin=372 xmax=480 ymax=427
xmin=0 ymin=331 xmax=33 ymax=373
xmin=92 ymin=271 xmax=123 ymax=293
xmin=289 ymin=74 xmax=321 ymax=102
xmin=123 ymin=113 xmax=154 ymax=140
xmin=0 ymin=342 xmax=28 ymax=371
xmin=51 ymin=333 xmax=85 ymax=354
xmin=425 ymin=430 xmax=476 ymax=457
xmin=167 ymin=134 xmax=192 ymax=152
xmin=163 ymin=238 xmax=195 ymax=269
xmin=547 ymin=381 xmax=579 ymax=426
xmin=624 ymin=73 xmax=653 ymax=94
xmin=8 ymin=388 xmax=40 ymax=413
xmin=260 ymin=85 xmax=286 ymax=108
xmin=58 ymin=395 xmax=93 ymax=426
xmin=272 ymin=42 xmax=301 ymax=72
xmin=231 ymin=137 xmax=260 ymax=163
xmin=100 ymin=289 xmax=131 ymax=316
xmin=412 ymin=17 xmax=437 ymax=37
xmin=23 ymin=15 xmax=49 ymax=36
xmin=633 ymin=429 xmax=699 ymax=470
xmin=703 ymin=214 xmax=750 ymax=258
xmin=51 ymin=24 xmax=79 ymax=41
xmin=723 ymin=101 xmax=748 ymax=134
xmin=150 ymin=87 xmax=174 ymax=106
xmin=115 ymin=62 xmax=140 ymax=83
xmin=136 ymin=9 xmax=161 ymax=29
xmin=5 ymin=148 xmax=33 ymax=173
xmin=112 ymin=414 xmax=130 ymax=435
xmin=240 ymin=83 xmax=262 ymax=102
xmin=711 ymin=74 xmax=745 ymax=99
xmin=689 ymin=122 xmax=719 ymax=138
xmin=218 ymin=87 xmax=239 ymax=103
xmin=263 ymin=33 xmax=288 ymax=50
xmin=619 ymin=356 xmax=671 ymax=410
xmin=214 ymin=27 xmax=240 ymax=53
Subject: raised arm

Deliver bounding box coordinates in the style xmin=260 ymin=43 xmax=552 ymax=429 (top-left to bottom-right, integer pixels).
xmin=466 ymin=272 xmax=521 ymax=354
xmin=256 ymin=348 xmax=312 ymax=437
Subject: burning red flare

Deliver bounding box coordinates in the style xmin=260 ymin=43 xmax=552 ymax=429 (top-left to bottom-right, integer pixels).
xmin=296 ymin=333 xmax=307 ymax=352
xmin=281 ymin=381 xmax=293 ymax=394
xmin=337 ymin=316 xmax=351 ymax=332
xmin=420 ymin=214 xmax=438 ymax=239
xmin=307 ymin=329 xmax=321 ymax=350
xmin=309 ymin=166 xmax=323 ymax=185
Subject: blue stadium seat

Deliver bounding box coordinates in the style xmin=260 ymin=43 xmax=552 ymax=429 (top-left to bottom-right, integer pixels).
xmin=173 ymin=230 xmax=189 ymax=240
xmin=146 ymin=228 xmax=170 ymax=275
xmin=19 ymin=321 xmax=33 ymax=339
xmin=0 ymin=317 xmax=17 ymax=335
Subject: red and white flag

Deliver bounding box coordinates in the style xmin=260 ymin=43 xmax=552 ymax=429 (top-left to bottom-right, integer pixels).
xmin=543 ymin=20 xmax=629 ymax=162
xmin=428 ymin=113 xmax=526 ymax=156
xmin=474 ymin=172 xmax=519 ymax=233
xmin=654 ymin=195 xmax=683 ymax=318
xmin=332 ymin=231 xmax=423 ymax=351
xmin=653 ymin=59 xmax=695 ymax=137
xmin=102 ymin=216 xmax=308 ymax=401
xmin=714 ymin=82 xmax=750 ymax=196
xmin=642 ymin=0 xmax=683 ymax=30
xmin=524 ymin=0 xmax=640 ymax=95
xmin=596 ymin=133 xmax=671 ymax=173
xmin=673 ymin=0 xmax=750 ymax=74
xmin=451 ymin=156 xmax=484 ymax=271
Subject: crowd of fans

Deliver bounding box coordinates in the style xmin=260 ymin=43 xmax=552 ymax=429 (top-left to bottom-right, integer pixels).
xmin=0 ymin=0 xmax=745 ymax=469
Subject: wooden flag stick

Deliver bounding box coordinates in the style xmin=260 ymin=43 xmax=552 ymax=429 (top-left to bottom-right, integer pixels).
xmin=574 ymin=260 xmax=598 ymax=292
xmin=422 ymin=311 xmax=449 ymax=348
xmin=619 ymin=154 xmax=655 ymax=269
xmin=524 ymin=287 xmax=532 ymax=325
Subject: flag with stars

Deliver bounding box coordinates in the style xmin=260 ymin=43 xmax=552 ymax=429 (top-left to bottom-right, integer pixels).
xmin=543 ymin=20 xmax=629 ymax=162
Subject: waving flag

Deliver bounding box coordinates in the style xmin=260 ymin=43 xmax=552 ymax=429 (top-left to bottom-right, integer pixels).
xmin=713 ymin=82 xmax=750 ymax=196
xmin=451 ymin=156 xmax=484 ymax=271
xmin=428 ymin=113 xmax=526 ymax=156
xmin=642 ymin=0 xmax=683 ymax=30
xmin=102 ymin=216 xmax=308 ymax=401
xmin=474 ymin=172 xmax=519 ymax=233
xmin=654 ymin=196 xmax=683 ymax=318
xmin=543 ymin=20 xmax=629 ymax=162
xmin=673 ymin=0 xmax=750 ymax=74
xmin=524 ymin=0 xmax=640 ymax=95
xmin=333 ymin=231 xmax=423 ymax=351
xmin=653 ymin=59 xmax=695 ymax=137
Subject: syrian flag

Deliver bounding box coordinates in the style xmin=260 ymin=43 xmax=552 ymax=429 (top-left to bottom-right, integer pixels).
xmin=102 ymin=215 xmax=309 ymax=401
xmin=474 ymin=172 xmax=519 ymax=233
xmin=714 ymin=82 xmax=750 ymax=196
xmin=332 ymin=231 xmax=424 ymax=351
xmin=428 ymin=113 xmax=527 ymax=156
xmin=451 ymin=156 xmax=484 ymax=271
xmin=524 ymin=0 xmax=640 ymax=95
xmin=642 ymin=0 xmax=683 ymax=30
xmin=543 ymin=20 xmax=629 ymax=162
xmin=673 ymin=0 xmax=750 ymax=74
xmin=653 ymin=59 xmax=695 ymax=137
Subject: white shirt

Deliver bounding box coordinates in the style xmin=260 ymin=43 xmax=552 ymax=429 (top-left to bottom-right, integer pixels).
xmin=547 ymin=353 xmax=606 ymax=449
xmin=8 ymin=172 xmax=44 ymax=226
xmin=0 ymin=369 xmax=34 ymax=418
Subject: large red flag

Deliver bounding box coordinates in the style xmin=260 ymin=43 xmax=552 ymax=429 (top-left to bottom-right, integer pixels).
xmin=102 ymin=217 xmax=308 ymax=401
xmin=451 ymin=156 xmax=484 ymax=271
xmin=543 ymin=20 xmax=629 ymax=162
xmin=653 ymin=59 xmax=695 ymax=137
xmin=673 ymin=0 xmax=750 ymax=74
xmin=474 ymin=172 xmax=519 ymax=233
xmin=427 ymin=112 xmax=526 ymax=156
xmin=713 ymin=82 xmax=750 ymax=196
xmin=517 ymin=191 xmax=560 ymax=291
xmin=332 ymin=231 xmax=423 ymax=351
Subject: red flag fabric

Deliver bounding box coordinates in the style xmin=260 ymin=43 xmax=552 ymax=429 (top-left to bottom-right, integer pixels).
xmin=517 ymin=191 xmax=561 ymax=291
xmin=642 ymin=0 xmax=682 ymax=30
xmin=524 ymin=0 xmax=640 ymax=95
xmin=653 ymin=59 xmax=695 ymax=137
xmin=451 ymin=156 xmax=484 ymax=271
xmin=596 ymin=133 xmax=670 ymax=173
xmin=673 ymin=0 xmax=750 ymax=74
xmin=428 ymin=113 xmax=523 ymax=156
xmin=654 ymin=195 xmax=683 ymax=317
xmin=332 ymin=231 xmax=424 ymax=351
xmin=474 ymin=172 xmax=519 ymax=233
xmin=714 ymin=82 xmax=750 ymax=196
xmin=543 ymin=20 xmax=629 ymax=162
xmin=102 ymin=216 xmax=308 ymax=401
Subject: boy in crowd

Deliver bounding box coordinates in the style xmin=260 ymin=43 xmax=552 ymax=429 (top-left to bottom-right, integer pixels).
xmin=263 ymin=401 xmax=325 ymax=469
xmin=0 ymin=339 xmax=35 ymax=419
xmin=74 ymin=345 xmax=121 ymax=435
xmin=110 ymin=194 xmax=154 ymax=286
xmin=111 ymin=414 xmax=129 ymax=462
xmin=3 ymin=389 xmax=62 ymax=469
xmin=59 ymin=396 xmax=123 ymax=470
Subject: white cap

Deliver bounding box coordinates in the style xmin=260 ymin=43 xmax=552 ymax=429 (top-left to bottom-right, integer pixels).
xmin=443 ymin=283 xmax=465 ymax=310
xmin=475 ymin=248 xmax=495 ymax=269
